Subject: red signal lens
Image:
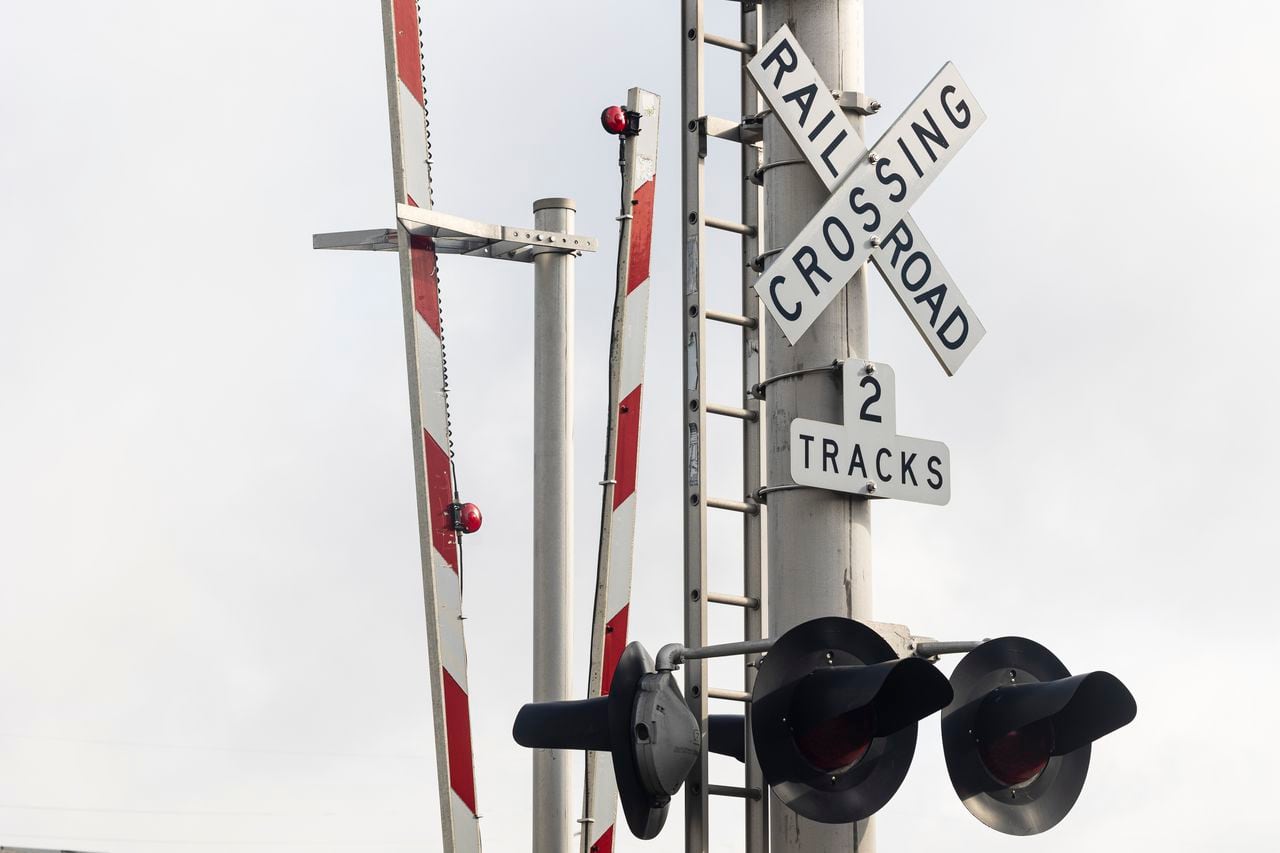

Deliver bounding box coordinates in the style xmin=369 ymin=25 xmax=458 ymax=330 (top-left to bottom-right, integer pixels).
xmin=601 ymin=105 xmax=628 ymax=135
xmin=792 ymin=706 xmax=876 ymax=773
xmin=978 ymin=718 xmax=1054 ymax=787
xmin=458 ymin=502 xmax=483 ymax=534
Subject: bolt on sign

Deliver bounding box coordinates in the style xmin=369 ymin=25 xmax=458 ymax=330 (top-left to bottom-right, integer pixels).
xmin=791 ymin=360 xmax=950 ymax=505
xmin=747 ymin=26 xmax=986 ymax=376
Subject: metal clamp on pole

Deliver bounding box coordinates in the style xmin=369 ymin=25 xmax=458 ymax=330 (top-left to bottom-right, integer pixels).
xmin=750 ymin=359 xmax=841 ymax=400
xmin=834 ymin=90 xmax=882 ymax=115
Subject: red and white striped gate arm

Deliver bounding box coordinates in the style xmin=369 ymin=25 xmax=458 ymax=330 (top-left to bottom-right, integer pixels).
xmin=582 ymin=87 xmax=661 ymax=853
xmin=380 ymin=2 xmax=480 ymax=851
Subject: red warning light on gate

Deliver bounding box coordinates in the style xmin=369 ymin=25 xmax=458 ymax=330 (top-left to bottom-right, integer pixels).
xmin=450 ymin=502 xmax=483 ymax=534
xmin=601 ymin=105 xmax=628 ymax=135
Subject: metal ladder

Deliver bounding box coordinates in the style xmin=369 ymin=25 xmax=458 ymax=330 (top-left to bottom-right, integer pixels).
xmin=681 ymin=2 xmax=768 ymax=851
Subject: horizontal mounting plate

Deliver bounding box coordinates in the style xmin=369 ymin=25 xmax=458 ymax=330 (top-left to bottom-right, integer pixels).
xmin=313 ymin=205 xmax=597 ymax=263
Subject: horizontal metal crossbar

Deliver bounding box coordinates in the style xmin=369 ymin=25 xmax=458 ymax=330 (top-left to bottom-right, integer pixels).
xmin=706 ymin=497 xmax=759 ymax=515
xmin=706 ymin=403 xmax=758 ymax=422
xmin=705 ymin=309 xmax=757 ymax=329
xmin=708 ymin=785 xmax=763 ymax=801
xmin=704 ymin=32 xmax=753 ymax=54
xmin=313 ymin=207 xmax=598 ymax=264
xmin=705 ymin=216 xmax=756 ymax=237
xmin=706 ymin=592 xmax=760 ymax=609
xmin=707 ymin=687 xmax=752 ymax=702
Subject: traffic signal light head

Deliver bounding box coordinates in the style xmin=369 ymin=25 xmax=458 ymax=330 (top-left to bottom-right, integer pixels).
xmin=941 ymin=637 xmax=1137 ymax=835
xmin=512 ymin=642 xmax=700 ymax=840
xmin=751 ymin=617 xmax=953 ymax=824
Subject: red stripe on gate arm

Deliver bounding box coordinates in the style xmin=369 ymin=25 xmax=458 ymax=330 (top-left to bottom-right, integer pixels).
xmin=410 ymin=237 xmax=443 ymax=337
xmin=612 ymin=385 xmax=643 ymax=510
xmin=625 ymin=179 xmax=656 ymax=294
xmin=423 ymin=430 xmax=459 ymax=573
xmin=442 ymin=669 xmax=478 ymax=813
xmin=392 ymin=0 xmax=425 ymax=105
xmin=600 ymin=605 xmax=630 ymax=695
xmin=590 ymin=824 xmax=615 ymax=853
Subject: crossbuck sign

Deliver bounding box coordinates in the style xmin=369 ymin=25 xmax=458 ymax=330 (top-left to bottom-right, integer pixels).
xmin=748 ymin=27 xmax=986 ymax=375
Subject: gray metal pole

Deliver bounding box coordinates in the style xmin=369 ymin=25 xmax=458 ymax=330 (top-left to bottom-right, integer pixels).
xmin=760 ymin=2 xmax=874 ymax=852
xmin=532 ymin=197 xmax=575 ymax=853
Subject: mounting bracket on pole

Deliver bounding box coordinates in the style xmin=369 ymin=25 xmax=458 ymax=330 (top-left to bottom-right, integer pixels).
xmin=834 ymin=90 xmax=882 ymax=116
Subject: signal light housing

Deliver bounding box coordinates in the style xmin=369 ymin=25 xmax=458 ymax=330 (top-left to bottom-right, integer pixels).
xmin=601 ymin=105 xmax=641 ymax=137
xmin=512 ymin=642 xmax=699 ymax=840
xmin=750 ymin=617 xmax=953 ymax=824
xmin=941 ymin=637 xmax=1137 ymax=835
xmin=449 ymin=502 xmax=483 ymax=534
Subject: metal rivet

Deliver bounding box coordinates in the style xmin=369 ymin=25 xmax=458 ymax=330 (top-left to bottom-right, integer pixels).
xmin=866 ymin=482 xmax=877 ymax=493
xmin=868 ymin=151 xmax=879 ymax=163
xmin=869 ymin=236 xmax=881 ymax=248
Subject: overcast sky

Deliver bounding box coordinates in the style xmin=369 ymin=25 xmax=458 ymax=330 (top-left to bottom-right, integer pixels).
xmin=2 ymin=1 xmax=1277 ymax=852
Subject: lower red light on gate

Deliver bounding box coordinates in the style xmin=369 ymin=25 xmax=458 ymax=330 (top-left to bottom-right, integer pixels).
xmin=978 ymin=718 xmax=1054 ymax=786
xmin=451 ymin=502 xmax=483 ymax=534
xmin=601 ymin=105 xmax=628 ymax=135
xmin=793 ymin=706 xmax=876 ymax=773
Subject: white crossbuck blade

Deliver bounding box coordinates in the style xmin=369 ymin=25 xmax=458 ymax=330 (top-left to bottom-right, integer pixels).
xmin=747 ymin=25 xmax=987 ymax=376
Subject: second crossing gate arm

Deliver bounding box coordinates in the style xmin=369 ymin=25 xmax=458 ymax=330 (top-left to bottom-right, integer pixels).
xmin=581 ymin=87 xmax=661 ymax=853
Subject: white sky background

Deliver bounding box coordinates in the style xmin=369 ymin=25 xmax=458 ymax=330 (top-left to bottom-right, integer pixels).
xmin=1 ymin=1 xmax=1277 ymax=851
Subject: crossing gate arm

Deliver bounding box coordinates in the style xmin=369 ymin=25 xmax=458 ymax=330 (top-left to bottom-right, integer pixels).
xmin=581 ymin=86 xmax=661 ymax=853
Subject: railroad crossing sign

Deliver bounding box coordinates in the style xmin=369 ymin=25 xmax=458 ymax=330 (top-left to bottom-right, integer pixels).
xmin=747 ymin=26 xmax=986 ymax=376
xmin=791 ymin=359 xmax=950 ymax=505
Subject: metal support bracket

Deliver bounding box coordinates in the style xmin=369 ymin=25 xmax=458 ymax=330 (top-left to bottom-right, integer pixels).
xmin=834 ymin=90 xmax=882 ymax=116
xmin=312 ymin=205 xmax=598 ymax=263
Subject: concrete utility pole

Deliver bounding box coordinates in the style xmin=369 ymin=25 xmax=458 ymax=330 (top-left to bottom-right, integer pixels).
xmin=532 ymin=197 xmax=575 ymax=853
xmin=761 ymin=2 xmax=873 ymax=851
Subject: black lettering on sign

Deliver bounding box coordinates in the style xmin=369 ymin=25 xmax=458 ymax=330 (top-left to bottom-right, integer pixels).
xmin=799 ymin=433 xmax=815 ymax=467
xmin=858 ymin=375 xmax=882 ymax=423
xmin=910 ymin=108 xmax=950 ymax=165
xmin=792 ymin=245 xmax=831 ymax=296
xmin=938 ymin=308 xmax=969 ymax=350
xmin=914 ymin=283 xmax=948 ymax=326
xmin=823 ymin=216 xmax=855 ymax=262
xmin=769 ymin=275 xmax=801 ymax=321
xmin=875 ymin=158 xmax=907 ymax=204
xmin=875 ymin=448 xmax=892 ymax=482
xmin=848 ymin=186 xmax=881 ymax=233
xmin=941 ymin=84 xmax=972 ymax=129
xmin=783 ymin=83 xmax=818 ymax=126
xmin=901 ymin=251 xmax=932 ymax=293
xmin=897 ymin=136 xmax=923 ymax=178
xmin=927 ymin=456 xmax=944 ymax=490
xmin=762 ymin=39 xmax=798 ymax=88
xmin=883 ymin=220 xmax=913 ymax=267
xmin=822 ymin=438 xmax=839 ymax=473
xmin=846 ymin=443 xmax=867 ymax=478
xmin=807 ymin=110 xmax=835 ymax=142
xmin=820 ymin=129 xmax=849 ymax=179
xmin=901 ymin=452 xmax=918 ymax=486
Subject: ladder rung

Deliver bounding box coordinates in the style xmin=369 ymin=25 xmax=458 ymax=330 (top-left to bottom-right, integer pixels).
xmin=705 ymin=309 xmax=757 ymax=329
xmin=703 ymin=33 xmax=753 ymax=54
xmin=705 ymin=403 xmax=758 ymax=422
xmin=706 ymin=497 xmax=760 ymax=515
xmin=705 ymin=216 xmax=757 ymax=237
xmin=708 ymin=687 xmax=752 ymax=702
xmin=706 ymin=592 xmax=760 ymax=609
xmin=708 ymin=784 xmax=763 ymax=800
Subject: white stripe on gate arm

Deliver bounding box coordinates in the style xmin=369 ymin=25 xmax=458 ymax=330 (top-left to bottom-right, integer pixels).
xmin=747 ymin=26 xmax=987 ymax=374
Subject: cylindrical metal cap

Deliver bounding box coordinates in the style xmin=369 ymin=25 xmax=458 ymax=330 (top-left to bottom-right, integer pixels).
xmin=533 ymin=196 xmax=576 ymax=212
